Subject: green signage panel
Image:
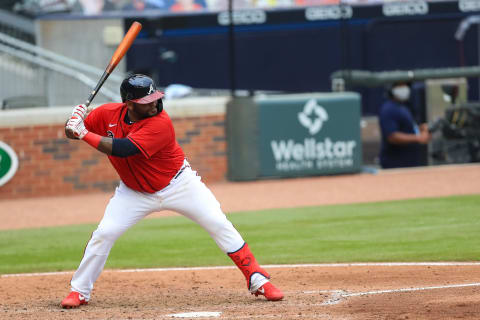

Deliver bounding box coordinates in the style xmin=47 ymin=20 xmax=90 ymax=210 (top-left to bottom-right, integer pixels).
xmin=257 ymin=93 xmax=362 ymax=177
xmin=0 ymin=141 xmax=19 ymax=186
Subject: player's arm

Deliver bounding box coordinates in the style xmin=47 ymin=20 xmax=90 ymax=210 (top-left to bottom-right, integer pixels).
xmin=84 ymin=136 xmax=140 ymax=157
xmin=65 ymin=111 xmax=140 ymax=157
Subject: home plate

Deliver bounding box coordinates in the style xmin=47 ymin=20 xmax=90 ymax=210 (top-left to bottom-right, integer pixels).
xmin=167 ymin=311 xmax=222 ymax=318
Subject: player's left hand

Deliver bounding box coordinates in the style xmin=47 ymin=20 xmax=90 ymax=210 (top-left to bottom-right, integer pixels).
xmin=71 ymin=104 xmax=88 ymax=119
xmin=66 ymin=116 xmax=89 ymax=139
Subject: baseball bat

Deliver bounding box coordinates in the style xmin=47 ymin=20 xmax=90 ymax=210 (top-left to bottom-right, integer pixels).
xmin=85 ymin=21 xmax=142 ymax=110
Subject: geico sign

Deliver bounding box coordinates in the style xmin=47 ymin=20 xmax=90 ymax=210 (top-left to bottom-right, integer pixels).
xmin=382 ymin=1 xmax=428 ymax=16
xmin=218 ymin=10 xmax=266 ymax=26
xmin=459 ymin=0 xmax=480 ymax=12
xmin=305 ymin=5 xmax=353 ymax=21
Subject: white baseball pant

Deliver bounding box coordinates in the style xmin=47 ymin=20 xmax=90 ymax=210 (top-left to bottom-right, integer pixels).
xmin=70 ymin=161 xmax=245 ymax=300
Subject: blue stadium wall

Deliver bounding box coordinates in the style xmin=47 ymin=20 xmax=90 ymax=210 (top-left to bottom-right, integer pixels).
xmin=125 ymin=0 xmax=480 ymax=115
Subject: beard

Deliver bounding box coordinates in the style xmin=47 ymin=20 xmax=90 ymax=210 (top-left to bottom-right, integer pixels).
xmin=133 ymin=100 xmax=163 ymax=120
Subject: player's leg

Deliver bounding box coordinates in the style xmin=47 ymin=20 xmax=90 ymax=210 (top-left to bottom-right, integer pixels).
xmin=61 ymin=182 xmax=159 ymax=308
xmin=158 ymin=166 xmax=283 ymax=301
xmin=159 ymin=166 xmax=244 ymax=252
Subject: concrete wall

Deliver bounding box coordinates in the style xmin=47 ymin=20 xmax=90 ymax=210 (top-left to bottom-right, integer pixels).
xmin=35 ymin=18 xmax=126 ymax=106
xmin=0 ymin=54 xmax=48 ymax=107
xmin=0 ymin=97 xmax=229 ymax=199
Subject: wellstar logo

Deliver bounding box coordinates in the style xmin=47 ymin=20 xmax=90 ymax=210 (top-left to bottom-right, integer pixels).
xmin=297 ymin=99 xmax=328 ymax=135
xmin=271 ymin=138 xmax=356 ymax=161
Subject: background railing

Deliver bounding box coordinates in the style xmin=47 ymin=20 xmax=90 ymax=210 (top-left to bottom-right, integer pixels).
xmin=0 ymin=9 xmax=123 ymax=109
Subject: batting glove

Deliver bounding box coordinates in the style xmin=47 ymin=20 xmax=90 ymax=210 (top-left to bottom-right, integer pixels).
xmin=71 ymin=104 xmax=88 ymax=119
xmin=66 ymin=116 xmax=89 ymax=139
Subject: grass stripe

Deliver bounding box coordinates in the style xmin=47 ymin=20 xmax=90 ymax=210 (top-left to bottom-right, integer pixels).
xmin=0 ymin=195 xmax=478 ymax=274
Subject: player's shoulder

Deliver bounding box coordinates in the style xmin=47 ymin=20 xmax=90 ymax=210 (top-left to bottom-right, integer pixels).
xmin=139 ymin=110 xmax=173 ymax=131
xmin=90 ymin=102 xmax=124 ymax=116
xmin=85 ymin=102 xmax=122 ymax=122
xmin=147 ymin=110 xmax=172 ymax=123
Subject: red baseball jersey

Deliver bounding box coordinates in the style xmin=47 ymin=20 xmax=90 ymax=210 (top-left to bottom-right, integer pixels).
xmin=84 ymin=103 xmax=185 ymax=193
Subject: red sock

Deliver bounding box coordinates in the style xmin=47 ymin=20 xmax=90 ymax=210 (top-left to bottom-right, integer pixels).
xmin=228 ymin=243 xmax=270 ymax=290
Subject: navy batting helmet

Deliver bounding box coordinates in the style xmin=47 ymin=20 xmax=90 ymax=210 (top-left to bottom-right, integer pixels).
xmin=120 ymin=74 xmax=164 ymax=103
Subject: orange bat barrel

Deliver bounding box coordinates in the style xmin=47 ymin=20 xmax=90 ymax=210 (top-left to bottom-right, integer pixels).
xmin=106 ymin=21 xmax=142 ymax=74
xmin=85 ymin=21 xmax=142 ymax=107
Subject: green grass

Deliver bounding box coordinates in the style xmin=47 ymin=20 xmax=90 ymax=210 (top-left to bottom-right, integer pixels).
xmin=0 ymin=195 xmax=479 ymax=274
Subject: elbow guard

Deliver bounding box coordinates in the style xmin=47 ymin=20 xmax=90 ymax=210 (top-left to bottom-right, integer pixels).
xmin=111 ymin=138 xmax=140 ymax=157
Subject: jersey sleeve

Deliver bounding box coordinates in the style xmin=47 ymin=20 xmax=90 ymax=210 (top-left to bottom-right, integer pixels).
xmin=127 ymin=118 xmax=173 ymax=159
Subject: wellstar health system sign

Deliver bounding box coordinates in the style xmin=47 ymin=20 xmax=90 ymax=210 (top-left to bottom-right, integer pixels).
xmin=257 ymin=93 xmax=362 ymax=177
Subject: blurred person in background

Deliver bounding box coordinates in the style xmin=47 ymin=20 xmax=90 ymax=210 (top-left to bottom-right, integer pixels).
xmin=72 ymin=0 xmax=116 ymax=15
xmin=109 ymin=0 xmax=132 ymax=9
xmin=146 ymin=0 xmax=172 ymax=7
xmin=170 ymin=0 xmax=205 ymax=11
xmin=252 ymin=0 xmax=294 ymax=8
xmin=378 ymin=81 xmax=431 ymax=169
xmin=295 ymin=0 xmax=340 ymax=6
xmin=205 ymin=0 xmax=252 ymax=11
xmin=122 ymin=0 xmax=170 ymax=11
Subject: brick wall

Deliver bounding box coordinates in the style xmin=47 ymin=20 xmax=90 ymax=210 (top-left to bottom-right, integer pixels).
xmin=173 ymin=115 xmax=227 ymax=183
xmin=0 ymin=125 xmax=118 ymax=199
xmin=0 ymin=99 xmax=228 ymax=200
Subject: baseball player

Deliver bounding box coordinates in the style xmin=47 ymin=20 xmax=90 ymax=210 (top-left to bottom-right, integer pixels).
xmin=61 ymin=74 xmax=284 ymax=308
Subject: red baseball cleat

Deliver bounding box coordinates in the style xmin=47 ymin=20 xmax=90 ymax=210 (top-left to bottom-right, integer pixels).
xmin=252 ymin=282 xmax=284 ymax=301
xmin=61 ymin=291 xmax=88 ymax=309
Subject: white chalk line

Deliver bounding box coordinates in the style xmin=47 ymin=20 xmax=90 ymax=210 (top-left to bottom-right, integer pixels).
xmin=320 ymin=282 xmax=480 ymax=305
xmin=167 ymin=311 xmax=221 ymax=318
xmin=3 ymin=261 xmax=480 ymax=278
xmin=159 ymin=283 xmax=480 ymax=318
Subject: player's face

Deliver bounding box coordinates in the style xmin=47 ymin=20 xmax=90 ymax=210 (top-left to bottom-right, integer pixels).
xmin=128 ymin=100 xmax=159 ymax=121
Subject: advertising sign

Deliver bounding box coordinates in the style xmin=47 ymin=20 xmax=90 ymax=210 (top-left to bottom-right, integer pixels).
xmin=257 ymin=93 xmax=362 ymax=177
xmin=0 ymin=141 xmax=19 ymax=186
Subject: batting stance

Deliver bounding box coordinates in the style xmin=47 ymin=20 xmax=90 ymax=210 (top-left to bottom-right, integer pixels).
xmin=61 ymin=74 xmax=284 ymax=308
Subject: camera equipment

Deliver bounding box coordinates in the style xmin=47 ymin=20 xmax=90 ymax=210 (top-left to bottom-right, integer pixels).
xmin=428 ymin=103 xmax=480 ymax=163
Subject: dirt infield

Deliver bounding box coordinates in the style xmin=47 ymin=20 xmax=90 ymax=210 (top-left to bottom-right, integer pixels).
xmin=1 ymin=164 xmax=480 ymax=319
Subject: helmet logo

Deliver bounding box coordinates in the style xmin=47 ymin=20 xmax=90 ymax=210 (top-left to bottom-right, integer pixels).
xmin=148 ymin=84 xmax=155 ymax=95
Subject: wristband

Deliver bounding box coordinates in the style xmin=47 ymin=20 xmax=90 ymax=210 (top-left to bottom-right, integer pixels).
xmin=83 ymin=132 xmax=102 ymax=149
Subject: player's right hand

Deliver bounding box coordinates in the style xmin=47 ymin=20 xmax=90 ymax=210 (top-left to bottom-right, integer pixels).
xmin=71 ymin=104 xmax=88 ymax=119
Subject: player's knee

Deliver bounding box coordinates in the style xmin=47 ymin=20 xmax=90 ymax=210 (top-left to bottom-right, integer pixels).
xmin=88 ymin=226 xmax=123 ymax=255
